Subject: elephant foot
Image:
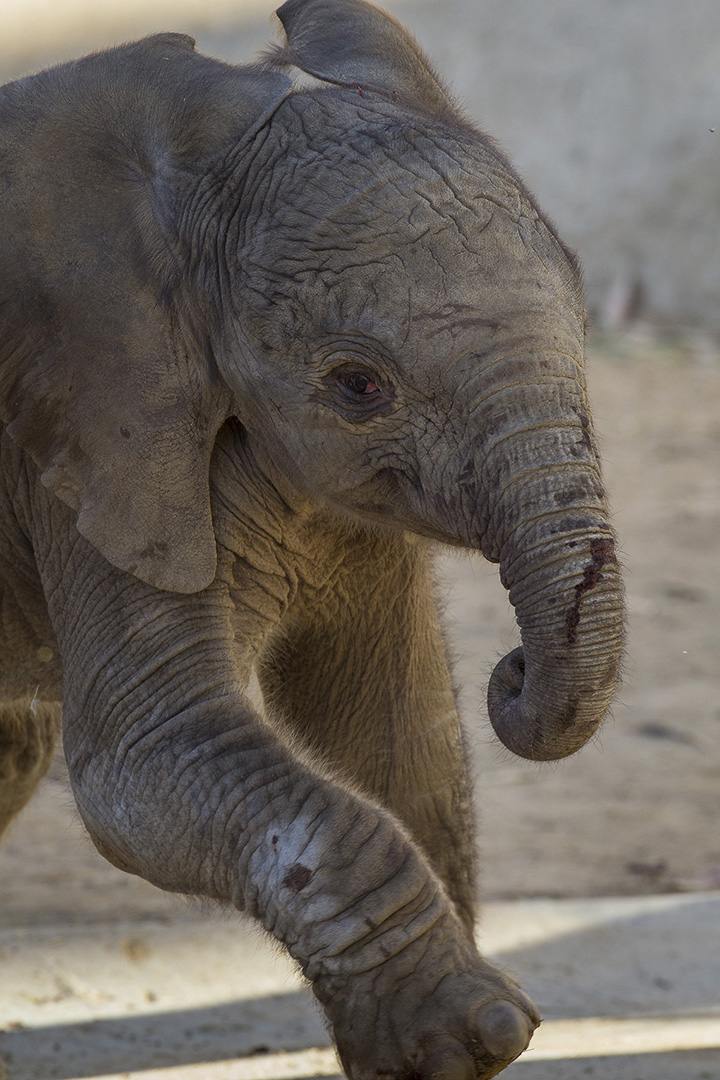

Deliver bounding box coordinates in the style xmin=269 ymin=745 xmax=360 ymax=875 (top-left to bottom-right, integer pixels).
xmin=313 ymin=917 xmax=540 ymax=1080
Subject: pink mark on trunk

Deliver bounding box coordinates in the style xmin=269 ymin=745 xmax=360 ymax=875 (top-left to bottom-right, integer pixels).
xmin=565 ymin=538 xmax=617 ymax=645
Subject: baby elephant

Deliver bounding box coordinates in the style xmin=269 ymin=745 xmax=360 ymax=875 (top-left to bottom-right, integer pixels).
xmin=0 ymin=0 xmax=623 ymax=1076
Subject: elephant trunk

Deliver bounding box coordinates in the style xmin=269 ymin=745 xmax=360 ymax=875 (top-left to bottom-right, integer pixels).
xmin=468 ymin=361 xmax=624 ymax=761
xmin=487 ymin=525 xmax=622 ymax=761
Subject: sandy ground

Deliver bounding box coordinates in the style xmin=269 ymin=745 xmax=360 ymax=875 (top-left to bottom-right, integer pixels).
xmin=2 ymin=893 xmax=720 ymax=1080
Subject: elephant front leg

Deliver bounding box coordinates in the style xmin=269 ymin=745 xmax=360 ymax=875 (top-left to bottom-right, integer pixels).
xmin=40 ymin=532 xmax=536 ymax=1078
xmin=250 ymin=786 xmax=539 ymax=1080
xmin=257 ymin=527 xmax=477 ymax=932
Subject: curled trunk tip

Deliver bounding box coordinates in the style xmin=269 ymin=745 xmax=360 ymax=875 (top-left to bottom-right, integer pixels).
xmin=487 ymin=646 xmax=602 ymax=761
xmin=487 ymin=533 xmax=623 ymax=761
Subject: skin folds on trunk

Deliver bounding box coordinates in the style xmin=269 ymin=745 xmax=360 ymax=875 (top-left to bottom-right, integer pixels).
xmin=487 ymin=527 xmax=622 ymax=760
xmin=466 ymin=352 xmax=624 ymax=762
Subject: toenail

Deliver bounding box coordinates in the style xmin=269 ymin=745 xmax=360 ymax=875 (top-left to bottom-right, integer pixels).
xmin=475 ymin=1000 xmax=534 ymax=1060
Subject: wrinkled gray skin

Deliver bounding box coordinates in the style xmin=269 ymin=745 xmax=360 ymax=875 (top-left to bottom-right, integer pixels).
xmin=0 ymin=1 xmax=624 ymax=1076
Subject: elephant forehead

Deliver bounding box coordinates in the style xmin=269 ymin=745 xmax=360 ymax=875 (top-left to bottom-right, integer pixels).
xmin=244 ymin=104 xmax=526 ymax=256
xmin=238 ymin=201 xmax=579 ymax=355
xmin=234 ymin=93 xmax=582 ymax=352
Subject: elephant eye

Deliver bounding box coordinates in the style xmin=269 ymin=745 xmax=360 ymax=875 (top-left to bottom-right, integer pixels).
xmin=317 ymin=361 xmax=393 ymax=421
xmin=341 ymin=372 xmax=380 ymax=396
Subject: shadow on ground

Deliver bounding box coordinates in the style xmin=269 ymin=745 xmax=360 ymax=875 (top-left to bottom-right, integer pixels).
xmin=1 ymin=894 xmax=718 ymax=1080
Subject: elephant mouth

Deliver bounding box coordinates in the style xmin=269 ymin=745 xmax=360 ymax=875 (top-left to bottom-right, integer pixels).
xmin=333 ymin=470 xmax=474 ymax=547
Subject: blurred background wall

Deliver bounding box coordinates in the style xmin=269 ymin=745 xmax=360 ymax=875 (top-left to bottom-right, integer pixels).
xmin=3 ymin=0 xmax=719 ymax=335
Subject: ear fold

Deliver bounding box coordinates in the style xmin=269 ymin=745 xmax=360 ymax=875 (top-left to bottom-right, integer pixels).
xmin=0 ymin=36 xmax=291 ymax=592
xmin=273 ymin=0 xmax=457 ymax=117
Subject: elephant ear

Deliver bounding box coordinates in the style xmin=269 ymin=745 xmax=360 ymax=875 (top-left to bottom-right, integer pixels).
xmin=0 ymin=35 xmax=291 ymax=592
xmin=272 ymin=0 xmax=457 ymax=117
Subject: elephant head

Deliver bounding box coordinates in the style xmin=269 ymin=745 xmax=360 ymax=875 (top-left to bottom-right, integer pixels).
xmin=0 ymin=0 xmax=623 ymax=762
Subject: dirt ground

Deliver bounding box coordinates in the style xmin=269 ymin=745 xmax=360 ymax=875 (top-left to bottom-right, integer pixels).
xmin=0 ymin=328 xmax=719 ymax=932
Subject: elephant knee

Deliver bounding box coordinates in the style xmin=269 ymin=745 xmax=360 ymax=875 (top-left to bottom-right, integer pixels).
xmin=67 ymin=767 xmax=147 ymax=878
xmin=78 ymin=806 xmax=139 ymax=875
